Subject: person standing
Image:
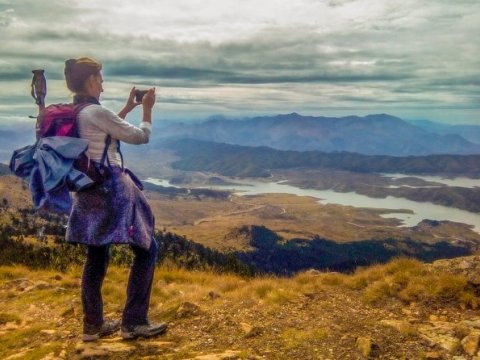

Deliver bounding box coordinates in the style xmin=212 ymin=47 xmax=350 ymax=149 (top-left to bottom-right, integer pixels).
xmin=63 ymin=57 xmax=167 ymax=341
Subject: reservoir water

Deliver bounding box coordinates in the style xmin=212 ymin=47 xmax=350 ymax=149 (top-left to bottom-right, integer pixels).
xmin=382 ymin=173 xmax=480 ymax=189
xmin=145 ymin=177 xmax=480 ymax=233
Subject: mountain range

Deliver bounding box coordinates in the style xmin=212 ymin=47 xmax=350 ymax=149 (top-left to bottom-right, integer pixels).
xmin=1 ymin=113 xmax=479 ymax=163
xmin=153 ymin=113 xmax=480 ymax=156
xmin=408 ymin=119 xmax=480 ymax=144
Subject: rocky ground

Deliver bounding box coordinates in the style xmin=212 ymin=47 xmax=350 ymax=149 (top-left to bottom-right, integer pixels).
xmin=1 ymin=256 xmax=480 ymax=359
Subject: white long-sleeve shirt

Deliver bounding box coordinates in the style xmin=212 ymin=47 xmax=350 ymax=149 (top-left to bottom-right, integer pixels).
xmin=77 ymin=104 xmax=151 ymax=166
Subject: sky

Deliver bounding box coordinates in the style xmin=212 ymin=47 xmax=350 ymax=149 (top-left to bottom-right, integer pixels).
xmin=0 ymin=0 xmax=479 ymax=129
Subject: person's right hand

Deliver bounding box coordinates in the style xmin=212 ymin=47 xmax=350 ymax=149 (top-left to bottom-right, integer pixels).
xmin=142 ymin=87 xmax=156 ymax=111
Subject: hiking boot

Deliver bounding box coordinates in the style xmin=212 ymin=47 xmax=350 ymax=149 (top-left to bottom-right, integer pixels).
xmin=83 ymin=319 xmax=120 ymax=342
xmin=121 ymin=322 xmax=168 ymax=340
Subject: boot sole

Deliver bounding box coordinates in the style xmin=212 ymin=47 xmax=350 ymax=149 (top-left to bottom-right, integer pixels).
xmin=82 ymin=327 xmax=120 ymax=342
xmin=121 ymin=324 xmax=167 ymax=340
xmin=82 ymin=333 xmax=100 ymax=342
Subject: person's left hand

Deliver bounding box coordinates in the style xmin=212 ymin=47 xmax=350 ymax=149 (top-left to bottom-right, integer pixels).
xmin=125 ymin=86 xmax=142 ymax=111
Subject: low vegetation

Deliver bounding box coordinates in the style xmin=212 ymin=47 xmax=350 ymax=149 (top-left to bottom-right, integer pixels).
xmin=339 ymin=258 xmax=479 ymax=308
xmin=0 ymin=255 xmax=479 ymax=359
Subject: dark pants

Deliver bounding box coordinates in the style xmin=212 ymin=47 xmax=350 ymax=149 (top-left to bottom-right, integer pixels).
xmin=81 ymin=239 xmax=158 ymax=327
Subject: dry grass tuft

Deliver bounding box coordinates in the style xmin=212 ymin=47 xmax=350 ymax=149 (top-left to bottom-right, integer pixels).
xmin=319 ymin=272 xmax=345 ymax=286
xmin=0 ymin=312 xmax=21 ymax=325
xmin=341 ymin=257 xmax=479 ymax=308
xmin=281 ymin=327 xmax=327 ymax=349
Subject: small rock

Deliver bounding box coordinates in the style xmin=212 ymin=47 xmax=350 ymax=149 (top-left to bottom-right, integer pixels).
xmin=461 ymin=331 xmax=480 ymax=356
xmin=208 ymin=291 xmax=221 ymax=300
xmin=23 ymin=281 xmax=52 ymax=293
xmin=245 ymin=326 xmax=263 ymax=338
xmin=17 ymin=280 xmax=34 ymax=291
xmin=61 ymin=306 xmax=75 ymax=318
xmin=240 ymin=322 xmax=262 ymax=338
xmin=176 ymin=302 xmax=202 ymax=318
xmin=304 ymin=292 xmax=317 ymax=300
xmin=39 ymin=352 xmax=57 ymax=360
xmin=40 ymin=329 xmax=56 ymax=335
xmin=4 ymin=349 xmax=31 ymax=359
xmin=356 ymin=336 xmax=376 ymax=358
xmin=401 ymin=308 xmax=412 ymax=316
xmin=3 ymin=321 xmax=20 ymax=331
xmin=240 ymin=322 xmax=252 ymax=334
xmin=462 ymin=320 xmax=480 ymax=329
xmin=380 ymin=319 xmax=416 ymax=335
xmin=418 ymin=324 xmax=461 ymax=353
xmin=304 ymin=269 xmax=322 ymax=276
xmin=192 ymin=350 xmax=241 ymax=359
xmin=424 ymin=351 xmax=443 ymax=359
xmin=75 ymin=341 xmax=135 ymax=359
xmin=138 ymin=341 xmax=173 ymax=350
xmin=34 ymin=281 xmax=52 ymax=290
xmin=76 ymin=345 xmax=109 ymax=358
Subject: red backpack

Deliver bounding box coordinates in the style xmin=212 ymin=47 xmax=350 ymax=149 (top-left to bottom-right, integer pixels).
xmin=35 ymin=103 xmax=91 ymax=139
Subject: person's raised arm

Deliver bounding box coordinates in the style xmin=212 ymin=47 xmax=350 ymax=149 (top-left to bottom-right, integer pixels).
xmin=91 ymin=87 xmax=156 ymax=145
xmin=140 ymin=88 xmax=155 ymax=124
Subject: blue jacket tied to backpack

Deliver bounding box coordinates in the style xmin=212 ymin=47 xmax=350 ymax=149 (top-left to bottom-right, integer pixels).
xmin=10 ymin=136 xmax=95 ymax=213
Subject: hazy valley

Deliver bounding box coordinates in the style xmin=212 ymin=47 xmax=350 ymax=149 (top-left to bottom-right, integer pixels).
xmin=2 ymin=111 xmax=480 ymax=273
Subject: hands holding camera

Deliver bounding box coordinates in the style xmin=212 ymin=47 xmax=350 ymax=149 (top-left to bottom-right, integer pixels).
xmin=119 ymin=86 xmax=156 ymax=122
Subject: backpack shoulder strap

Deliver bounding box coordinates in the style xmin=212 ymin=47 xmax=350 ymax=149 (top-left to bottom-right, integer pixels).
xmin=100 ymin=135 xmax=112 ymax=168
xmin=73 ymin=103 xmax=92 ymax=117
xmin=99 ymin=135 xmax=124 ymax=171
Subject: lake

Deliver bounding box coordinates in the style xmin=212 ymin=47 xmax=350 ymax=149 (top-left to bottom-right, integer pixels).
xmin=145 ymin=176 xmax=480 ymax=233
xmin=382 ymin=173 xmax=480 ymax=188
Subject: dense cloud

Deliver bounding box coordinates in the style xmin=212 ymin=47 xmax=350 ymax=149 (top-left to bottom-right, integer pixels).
xmin=0 ymin=0 xmax=479 ymax=125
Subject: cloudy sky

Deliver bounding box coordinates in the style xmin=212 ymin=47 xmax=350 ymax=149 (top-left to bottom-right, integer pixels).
xmin=0 ymin=0 xmax=479 ymax=129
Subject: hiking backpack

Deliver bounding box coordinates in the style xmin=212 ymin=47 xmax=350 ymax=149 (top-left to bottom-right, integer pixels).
xmin=35 ymin=103 xmax=90 ymax=139
xmin=9 ymin=70 xmax=125 ymax=213
xmin=9 ymin=102 xmax=121 ymax=213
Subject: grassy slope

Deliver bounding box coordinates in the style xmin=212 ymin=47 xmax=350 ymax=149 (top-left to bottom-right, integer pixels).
xmin=0 ymin=258 xmax=479 ymax=359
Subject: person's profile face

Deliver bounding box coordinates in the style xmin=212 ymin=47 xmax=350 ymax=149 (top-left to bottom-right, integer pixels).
xmin=87 ymin=72 xmax=104 ymax=99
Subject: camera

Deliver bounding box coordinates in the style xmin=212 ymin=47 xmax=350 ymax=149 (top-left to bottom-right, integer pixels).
xmin=134 ymin=89 xmax=148 ymax=102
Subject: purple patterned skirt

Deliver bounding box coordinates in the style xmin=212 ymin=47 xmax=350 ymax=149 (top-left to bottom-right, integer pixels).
xmin=66 ymin=166 xmax=154 ymax=250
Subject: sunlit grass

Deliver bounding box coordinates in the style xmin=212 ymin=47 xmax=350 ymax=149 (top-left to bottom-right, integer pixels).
xmin=281 ymin=327 xmax=327 ymax=349
xmin=0 ymin=325 xmax=45 ymax=359
xmin=342 ymin=257 xmax=479 ymax=308
xmin=0 ymin=312 xmax=21 ymax=325
xmin=0 ymin=265 xmax=32 ymax=280
xmin=20 ymin=342 xmax=64 ymax=360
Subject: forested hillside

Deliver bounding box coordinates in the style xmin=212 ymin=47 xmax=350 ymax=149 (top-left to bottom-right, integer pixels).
xmin=164 ymin=139 xmax=480 ymax=177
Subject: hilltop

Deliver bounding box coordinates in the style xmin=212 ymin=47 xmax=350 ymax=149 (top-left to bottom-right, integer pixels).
xmin=0 ymin=256 xmax=480 ymax=359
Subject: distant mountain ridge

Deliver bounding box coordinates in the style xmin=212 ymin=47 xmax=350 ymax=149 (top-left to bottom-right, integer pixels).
xmin=408 ymin=119 xmax=480 ymax=145
xmin=154 ymin=113 xmax=480 ymax=156
xmin=164 ymin=138 xmax=480 ymax=179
